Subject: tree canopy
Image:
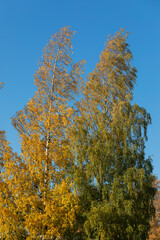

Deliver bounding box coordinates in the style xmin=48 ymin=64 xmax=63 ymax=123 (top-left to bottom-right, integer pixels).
xmin=0 ymin=27 xmax=156 ymax=239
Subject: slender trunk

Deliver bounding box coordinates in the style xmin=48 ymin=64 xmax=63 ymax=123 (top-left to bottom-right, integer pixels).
xmin=42 ymin=54 xmax=59 ymax=240
xmin=44 ymin=53 xmax=58 ymax=200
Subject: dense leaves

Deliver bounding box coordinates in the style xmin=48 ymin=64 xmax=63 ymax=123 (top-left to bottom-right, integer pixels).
xmin=0 ymin=28 xmax=155 ymax=239
xmin=70 ymin=30 xmax=155 ymax=239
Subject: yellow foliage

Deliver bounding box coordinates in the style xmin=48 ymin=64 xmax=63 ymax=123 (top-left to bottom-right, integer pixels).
xmin=0 ymin=27 xmax=84 ymax=239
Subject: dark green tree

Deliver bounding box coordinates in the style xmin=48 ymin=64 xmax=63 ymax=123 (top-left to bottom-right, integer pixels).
xmin=70 ymin=30 xmax=155 ymax=240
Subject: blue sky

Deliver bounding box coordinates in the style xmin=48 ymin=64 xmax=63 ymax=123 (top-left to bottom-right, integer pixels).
xmin=0 ymin=0 xmax=160 ymax=177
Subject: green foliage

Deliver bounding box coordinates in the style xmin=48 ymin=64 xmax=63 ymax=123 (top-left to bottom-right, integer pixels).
xmin=70 ymin=30 xmax=155 ymax=239
xmin=84 ymin=167 xmax=155 ymax=240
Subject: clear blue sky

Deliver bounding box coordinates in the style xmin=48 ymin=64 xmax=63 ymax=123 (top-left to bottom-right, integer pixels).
xmin=0 ymin=0 xmax=160 ymax=177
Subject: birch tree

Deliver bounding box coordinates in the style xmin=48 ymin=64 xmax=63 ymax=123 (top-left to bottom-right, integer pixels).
xmin=11 ymin=26 xmax=84 ymax=239
xmin=70 ymin=30 xmax=155 ymax=239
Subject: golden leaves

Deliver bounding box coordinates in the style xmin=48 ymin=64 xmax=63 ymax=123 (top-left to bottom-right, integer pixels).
xmin=0 ymin=27 xmax=84 ymax=239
